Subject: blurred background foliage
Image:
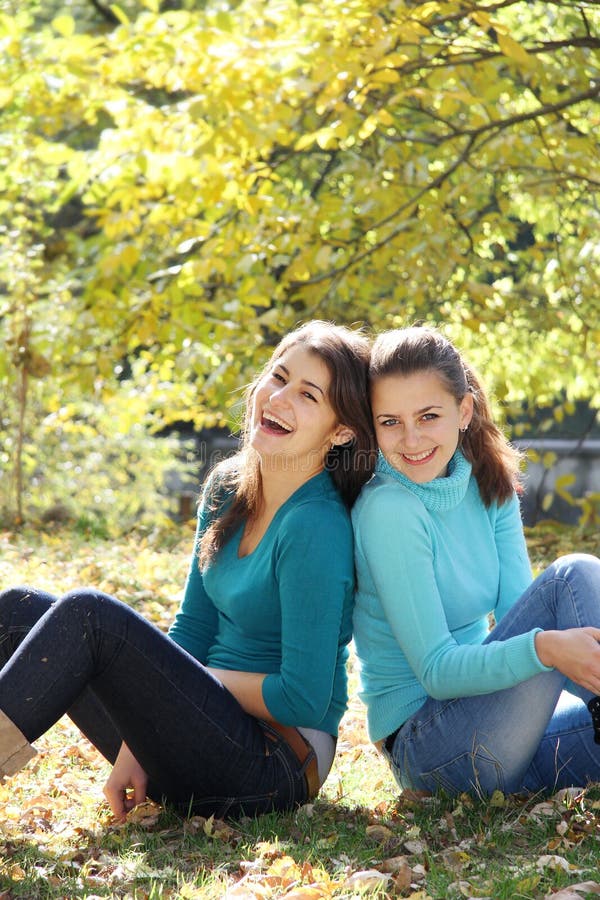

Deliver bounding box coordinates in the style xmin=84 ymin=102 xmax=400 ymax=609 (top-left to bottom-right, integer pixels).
xmin=0 ymin=0 xmax=598 ymax=533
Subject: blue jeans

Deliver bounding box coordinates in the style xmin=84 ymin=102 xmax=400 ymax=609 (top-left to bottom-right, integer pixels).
xmin=384 ymin=554 xmax=600 ymax=797
xmin=0 ymin=587 xmax=309 ymax=817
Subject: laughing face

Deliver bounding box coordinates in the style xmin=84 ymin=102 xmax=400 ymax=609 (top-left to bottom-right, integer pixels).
xmin=372 ymin=369 xmax=473 ymax=483
xmin=248 ymin=344 xmax=354 ymax=477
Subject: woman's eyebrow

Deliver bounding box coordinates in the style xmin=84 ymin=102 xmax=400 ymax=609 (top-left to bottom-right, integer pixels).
xmin=275 ymin=364 xmax=325 ymax=397
xmin=376 ymin=404 xmax=443 ymax=419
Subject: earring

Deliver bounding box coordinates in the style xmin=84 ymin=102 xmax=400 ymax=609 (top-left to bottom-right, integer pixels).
xmin=460 ymin=425 xmax=468 ymax=433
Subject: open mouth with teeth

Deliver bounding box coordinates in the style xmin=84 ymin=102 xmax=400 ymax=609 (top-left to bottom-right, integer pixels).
xmin=402 ymin=448 xmax=437 ymax=465
xmin=261 ymin=413 xmax=293 ymax=434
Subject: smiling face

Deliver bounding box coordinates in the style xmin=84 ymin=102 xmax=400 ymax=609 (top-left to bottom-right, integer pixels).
xmin=372 ymin=369 xmax=473 ymax=482
xmin=249 ymin=344 xmax=355 ymax=477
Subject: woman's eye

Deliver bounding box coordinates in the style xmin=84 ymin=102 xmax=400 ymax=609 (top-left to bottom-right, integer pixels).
xmin=272 ymin=371 xmax=286 ymax=383
xmin=380 ymin=418 xmax=398 ymax=427
xmin=421 ymin=413 xmax=438 ymax=422
xmin=302 ymin=391 xmax=317 ymax=402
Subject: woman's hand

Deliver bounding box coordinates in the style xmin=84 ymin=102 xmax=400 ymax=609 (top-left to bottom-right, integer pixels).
xmin=103 ymin=742 xmax=148 ymax=821
xmin=535 ymin=628 xmax=600 ymax=694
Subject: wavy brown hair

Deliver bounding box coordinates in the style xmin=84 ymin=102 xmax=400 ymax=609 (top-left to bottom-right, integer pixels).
xmin=199 ymin=320 xmax=376 ymax=566
xmin=369 ymin=326 xmax=522 ymax=506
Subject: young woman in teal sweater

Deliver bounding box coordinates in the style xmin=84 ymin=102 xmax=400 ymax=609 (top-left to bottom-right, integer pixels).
xmin=0 ymin=321 xmax=375 ymax=820
xmin=353 ymin=325 xmax=600 ymax=797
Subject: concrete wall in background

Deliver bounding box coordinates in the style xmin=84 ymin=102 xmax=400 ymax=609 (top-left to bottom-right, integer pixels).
xmin=517 ymin=439 xmax=600 ymax=525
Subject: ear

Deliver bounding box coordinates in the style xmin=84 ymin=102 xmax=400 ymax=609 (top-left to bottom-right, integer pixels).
xmin=331 ymin=424 xmax=356 ymax=447
xmin=459 ymin=393 xmax=474 ymax=431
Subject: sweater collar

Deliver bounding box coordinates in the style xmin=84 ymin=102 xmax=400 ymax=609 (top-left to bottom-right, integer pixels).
xmin=375 ymin=449 xmax=472 ymax=512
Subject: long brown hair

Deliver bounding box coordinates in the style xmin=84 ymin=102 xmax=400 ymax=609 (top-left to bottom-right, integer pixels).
xmin=369 ymin=326 xmax=522 ymax=506
xmin=199 ymin=320 xmax=376 ymax=566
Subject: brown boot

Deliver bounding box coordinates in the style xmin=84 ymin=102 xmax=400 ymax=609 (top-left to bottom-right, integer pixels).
xmin=0 ymin=710 xmax=36 ymax=777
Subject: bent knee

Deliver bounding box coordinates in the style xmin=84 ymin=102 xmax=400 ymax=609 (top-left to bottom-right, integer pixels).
xmin=0 ymin=586 xmax=54 ymax=617
xmin=550 ymin=553 xmax=600 ymax=582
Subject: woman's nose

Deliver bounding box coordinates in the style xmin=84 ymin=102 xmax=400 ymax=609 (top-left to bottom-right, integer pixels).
xmin=269 ymin=384 xmax=289 ymax=404
xmin=403 ymin=423 xmax=420 ymax=448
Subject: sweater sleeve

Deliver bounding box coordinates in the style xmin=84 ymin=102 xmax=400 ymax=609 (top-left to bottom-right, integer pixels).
xmin=168 ymin=476 xmax=220 ymax=663
xmin=356 ymin=486 xmax=547 ymax=700
xmin=261 ymin=501 xmax=354 ymax=728
xmin=492 ymin=492 xmax=533 ymax=622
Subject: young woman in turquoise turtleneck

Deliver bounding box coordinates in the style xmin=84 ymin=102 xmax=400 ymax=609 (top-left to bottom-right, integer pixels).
xmin=352 ymin=326 xmax=600 ymax=797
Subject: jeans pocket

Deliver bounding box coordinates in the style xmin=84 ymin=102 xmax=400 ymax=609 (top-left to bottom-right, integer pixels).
xmin=419 ymin=745 xmax=506 ymax=797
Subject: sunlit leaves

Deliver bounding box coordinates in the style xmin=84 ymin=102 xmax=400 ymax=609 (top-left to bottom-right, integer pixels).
xmin=0 ymin=0 xmax=598 ymax=524
xmin=0 ymin=520 xmax=599 ymax=895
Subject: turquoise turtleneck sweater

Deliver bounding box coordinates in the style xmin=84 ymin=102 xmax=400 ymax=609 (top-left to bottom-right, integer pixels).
xmin=352 ymin=451 xmax=549 ymax=743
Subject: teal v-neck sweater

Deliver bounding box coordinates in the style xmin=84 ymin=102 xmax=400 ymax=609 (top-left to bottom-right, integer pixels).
xmin=168 ymin=470 xmax=354 ymax=736
xmin=352 ymin=451 xmax=549 ymax=743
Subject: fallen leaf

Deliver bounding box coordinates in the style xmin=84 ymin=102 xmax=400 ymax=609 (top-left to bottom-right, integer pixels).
xmin=379 ymin=854 xmax=410 ymax=873
xmin=343 ymin=869 xmax=391 ymax=890
xmin=536 ymin=854 xmax=580 ymax=874
xmin=365 ymin=823 xmax=394 ymax=843
xmin=544 ymin=883 xmax=600 ymax=900
xmin=553 ymin=787 xmax=585 ymax=804
xmin=439 ymin=848 xmax=471 ymax=871
xmin=404 ymin=839 xmax=427 ymax=854
xmin=284 ymin=887 xmax=331 ymax=899
xmin=124 ymin=800 xmax=162 ymax=827
xmin=264 ymin=855 xmax=302 ymax=888
xmin=529 ymin=800 xmax=557 ymax=820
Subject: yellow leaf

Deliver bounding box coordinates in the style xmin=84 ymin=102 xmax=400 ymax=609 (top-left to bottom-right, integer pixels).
xmin=472 ymin=11 xmax=492 ymax=27
xmin=358 ymin=115 xmax=378 ymax=141
xmin=555 ymin=473 xmax=576 ymax=503
xmin=285 ymin=888 xmax=330 ymax=899
xmin=377 ymin=108 xmax=394 ymax=126
xmin=371 ymin=68 xmax=401 ymax=85
xmin=109 ymin=4 xmax=130 ymax=25
xmin=295 ymin=132 xmax=317 ymax=151
xmin=515 ymin=874 xmax=541 ymax=893
xmin=34 ymin=142 xmax=74 ymax=166
xmin=555 ymin=473 xmax=576 ymax=489
xmin=490 ymin=789 xmax=505 ymax=807
xmin=0 ymin=87 xmax=14 ymax=108
xmin=316 ymin=128 xmax=339 ymax=150
xmin=497 ymin=32 xmax=532 ymax=67
xmin=51 ymin=14 xmax=75 ymax=37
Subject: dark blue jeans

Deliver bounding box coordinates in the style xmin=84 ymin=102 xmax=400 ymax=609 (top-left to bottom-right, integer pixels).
xmin=0 ymin=587 xmax=309 ymax=818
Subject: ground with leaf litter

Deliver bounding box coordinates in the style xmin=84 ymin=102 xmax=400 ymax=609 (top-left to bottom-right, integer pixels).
xmin=0 ymin=521 xmax=598 ymax=898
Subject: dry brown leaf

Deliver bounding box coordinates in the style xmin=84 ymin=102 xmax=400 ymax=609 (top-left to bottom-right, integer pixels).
xmin=365 ymin=823 xmax=394 ymax=843
xmin=529 ymin=800 xmax=558 ymax=820
xmin=124 ymin=799 xmax=162 ymax=827
xmin=536 ymin=854 xmax=582 ymax=874
xmin=225 ymin=881 xmax=272 ymax=899
xmin=264 ymin=855 xmax=302 ymax=888
xmin=552 ymin=787 xmax=585 ymax=804
xmin=255 ymin=840 xmax=285 ymax=860
xmin=544 ymin=883 xmax=600 ymax=900
xmin=284 ymin=887 xmax=332 ymax=899
xmin=439 ymin=848 xmax=472 ymax=872
xmin=404 ymin=839 xmax=427 ymax=855
xmin=392 ymin=864 xmax=413 ymax=893
xmin=379 ymin=854 xmax=410 ymax=874
xmin=343 ymin=869 xmax=392 ymax=890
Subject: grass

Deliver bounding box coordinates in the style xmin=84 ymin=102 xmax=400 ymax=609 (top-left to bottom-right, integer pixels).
xmin=0 ymin=520 xmax=598 ymax=898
